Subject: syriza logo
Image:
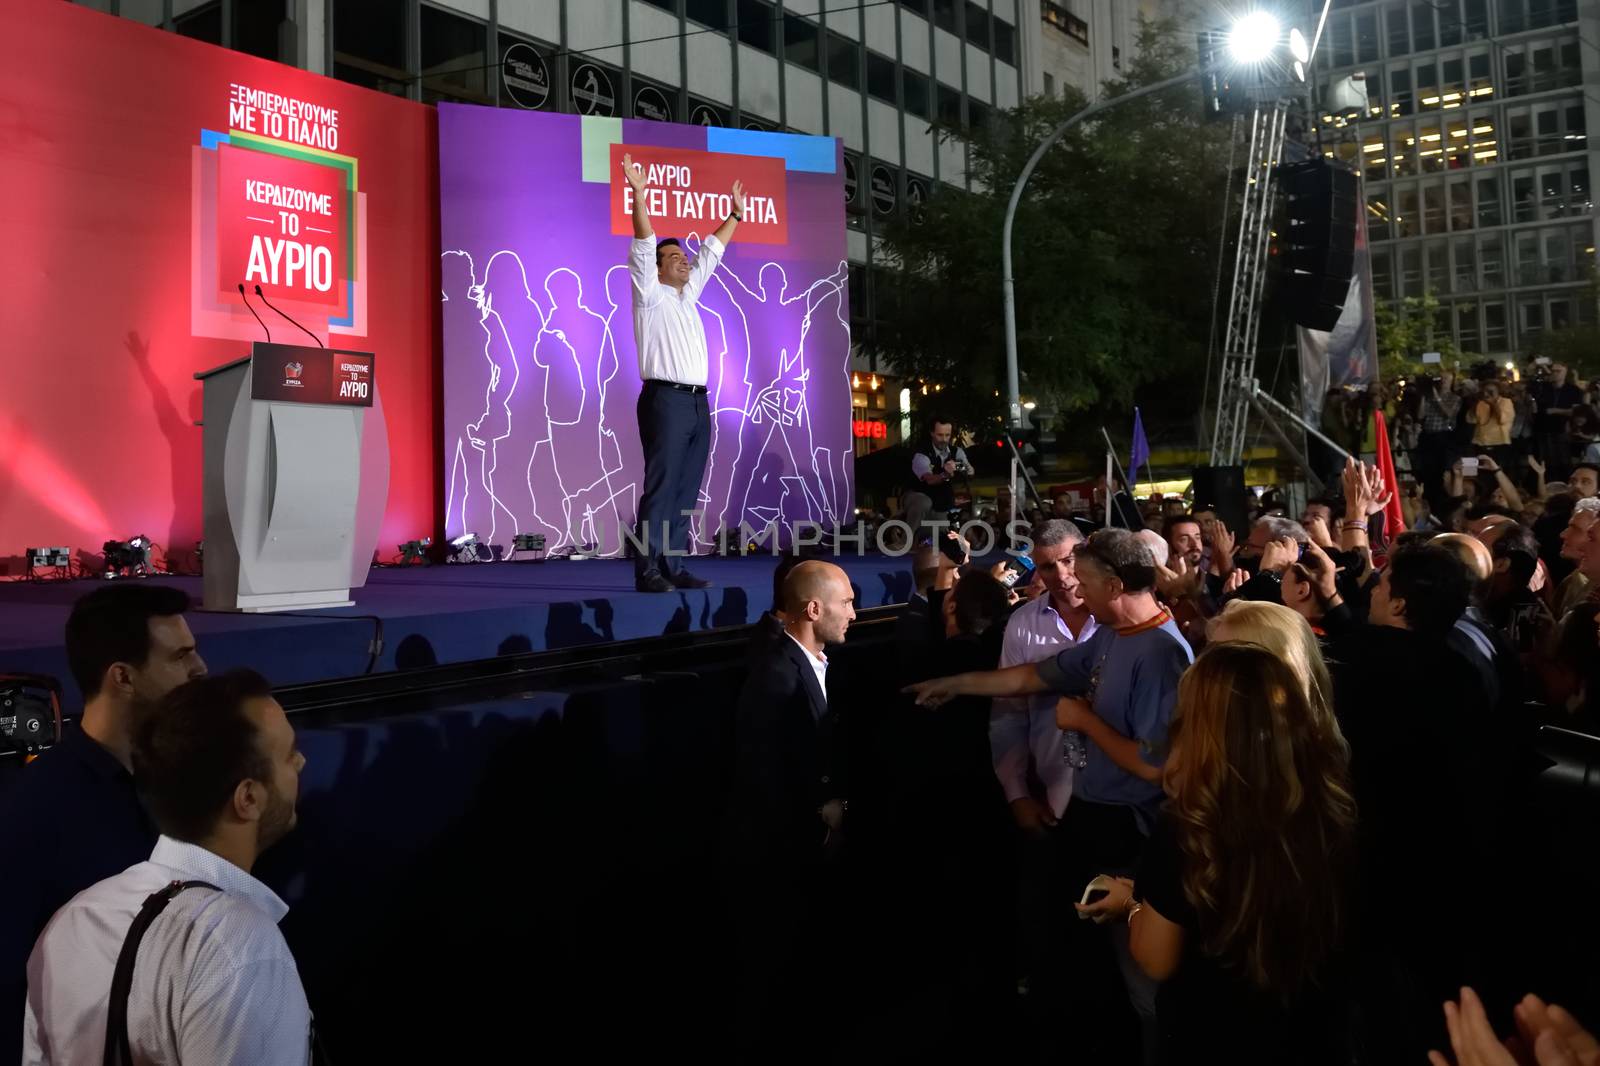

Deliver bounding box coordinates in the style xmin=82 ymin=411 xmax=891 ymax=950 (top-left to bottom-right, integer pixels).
xmin=283 ymin=361 xmax=304 ymax=387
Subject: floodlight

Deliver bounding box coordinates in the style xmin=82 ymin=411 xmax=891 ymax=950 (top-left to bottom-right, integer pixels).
xmin=1288 ymin=27 xmax=1309 ymax=63
xmin=1227 ymin=12 xmax=1281 ymax=64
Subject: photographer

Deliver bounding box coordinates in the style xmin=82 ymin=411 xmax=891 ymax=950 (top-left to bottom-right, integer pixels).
xmin=1468 ymin=379 xmax=1516 ymax=473
xmin=902 ymin=417 xmax=973 ymax=544
xmin=1531 ymin=361 xmax=1584 ymax=479
xmin=1414 ymin=371 xmax=1463 ymax=507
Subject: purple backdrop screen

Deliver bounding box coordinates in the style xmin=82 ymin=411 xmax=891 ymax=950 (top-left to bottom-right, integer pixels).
xmin=438 ymin=104 xmax=853 ymax=556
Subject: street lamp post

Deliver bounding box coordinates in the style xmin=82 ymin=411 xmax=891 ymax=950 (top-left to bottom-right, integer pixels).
xmin=1000 ymin=11 xmax=1308 ymax=428
xmin=1000 ymin=69 xmax=1202 ymax=428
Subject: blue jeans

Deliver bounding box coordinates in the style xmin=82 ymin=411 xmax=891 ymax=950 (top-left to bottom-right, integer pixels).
xmin=635 ymin=381 xmax=711 ymax=578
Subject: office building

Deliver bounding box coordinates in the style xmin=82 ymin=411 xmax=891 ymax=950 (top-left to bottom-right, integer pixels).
xmin=1313 ymin=0 xmax=1598 ymax=356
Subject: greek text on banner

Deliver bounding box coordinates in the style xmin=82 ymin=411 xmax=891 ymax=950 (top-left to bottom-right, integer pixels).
xmin=609 ymin=143 xmax=788 ymax=245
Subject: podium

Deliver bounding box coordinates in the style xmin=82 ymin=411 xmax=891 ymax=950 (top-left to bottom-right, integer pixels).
xmin=195 ymin=342 xmax=389 ymax=612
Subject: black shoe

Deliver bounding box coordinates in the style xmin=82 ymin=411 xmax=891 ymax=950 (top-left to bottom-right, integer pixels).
xmin=635 ymin=572 xmax=675 ymax=593
xmin=670 ymin=569 xmax=712 ymax=589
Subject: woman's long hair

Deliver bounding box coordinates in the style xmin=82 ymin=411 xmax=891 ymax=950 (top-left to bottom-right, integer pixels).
xmin=1164 ymin=642 xmax=1358 ymax=999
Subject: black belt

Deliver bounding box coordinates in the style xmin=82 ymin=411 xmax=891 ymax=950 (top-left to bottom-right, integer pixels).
xmin=644 ymin=379 xmax=707 ymax=395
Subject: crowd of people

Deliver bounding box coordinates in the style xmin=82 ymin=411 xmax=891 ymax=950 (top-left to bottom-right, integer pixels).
xmin=5 ymin=433 xmax=1600 ymax=1062
xmin=737 ymin=445 xmax=1600 ymax=1062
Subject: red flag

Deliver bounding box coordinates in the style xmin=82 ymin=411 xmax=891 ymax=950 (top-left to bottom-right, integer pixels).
xmin=1372 ymin=409 xmax=1405 ymax=551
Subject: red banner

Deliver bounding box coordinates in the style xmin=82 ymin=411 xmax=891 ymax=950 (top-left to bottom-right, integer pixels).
xmin=609 ymin=143 xmax=787 ymax=245
xmin=219 ymin=146 xmax=349 ymax=308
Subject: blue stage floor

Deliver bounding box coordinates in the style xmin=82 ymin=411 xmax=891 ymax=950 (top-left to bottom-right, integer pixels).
xmin=0 ymin=554 xmax=914 ymax=703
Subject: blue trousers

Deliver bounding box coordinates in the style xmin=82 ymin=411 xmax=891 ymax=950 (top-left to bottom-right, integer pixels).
xmin=635 ymin=381 xmax=711 ymax=578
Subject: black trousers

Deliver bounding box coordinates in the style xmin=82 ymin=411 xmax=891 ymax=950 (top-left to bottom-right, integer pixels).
xmin=634 ymin=381 xmax=711 ymax=578
xmin=1052 ymin=799 xmax=1157 ymax=1061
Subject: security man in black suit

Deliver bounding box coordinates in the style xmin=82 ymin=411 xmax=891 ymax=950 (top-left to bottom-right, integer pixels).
xmin=725 ymin=560 xmax=855 ymax=1050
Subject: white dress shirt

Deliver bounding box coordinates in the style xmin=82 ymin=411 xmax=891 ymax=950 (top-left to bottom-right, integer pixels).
xmin=989 ymin=594 xmax=1098 ymax=817
xmin=786 ymin=632 xmax=829 ymax=702
xmin=629 ymin=234 xmax=725 ymax=386
xmin=24 ymin=836 xmax=311 ymax=1066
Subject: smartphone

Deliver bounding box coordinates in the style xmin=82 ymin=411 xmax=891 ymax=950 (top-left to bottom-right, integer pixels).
xmin=999 ymin=553 xmax=1035 ymax=588
xmin=1461 ymin=456 xmax=1479 ymax=478
xmin=1077 ymin=874 xmax=1116 ymax=920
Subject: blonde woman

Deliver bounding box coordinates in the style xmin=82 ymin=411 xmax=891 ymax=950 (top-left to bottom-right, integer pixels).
xmin=1076 ymin=644 xmax=1358 ymax=1063
xmin=1208 ymin=599 xmax=1336 ymax=717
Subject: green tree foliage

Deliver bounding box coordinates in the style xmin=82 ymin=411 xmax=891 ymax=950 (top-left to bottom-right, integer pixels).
xmin=868 ymin=16 xmax=1233 ymax=442
xmin=1374 ymin=293 xmax=1459 ymax=381
xmin=1526 ymin=268 xmax=1600 ymax=377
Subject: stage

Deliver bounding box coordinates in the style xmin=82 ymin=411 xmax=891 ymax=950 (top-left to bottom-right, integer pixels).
xmin=0 ymin=553 xmax=915 ymax=703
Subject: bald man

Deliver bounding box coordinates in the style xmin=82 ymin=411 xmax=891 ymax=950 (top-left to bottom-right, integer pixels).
xmin=725 ymin=560 xmax=854 ymax=1049
xmin=1432 ymin=533 xmax=1516 ymax=712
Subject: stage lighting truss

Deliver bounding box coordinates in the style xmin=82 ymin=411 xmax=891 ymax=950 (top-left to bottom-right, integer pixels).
xmin=397 ymin=537 xmax=433 ymax=565
xmin=447 ymin=533 xmax=494 ymax=564
xmin=102 ymin=536 xmax=154 ymax=579
xmin=1199 ymin=11 xmax=1310 ymax=119
xmin=510 ymin=533 xmax=546 ymax=561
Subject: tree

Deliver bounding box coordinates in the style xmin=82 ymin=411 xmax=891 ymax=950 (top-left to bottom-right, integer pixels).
xmin=1374 ymin=293 xmax=1459 ymax=381
xmin=867 ymin=15 xmax=1234 ymax=450
xmin=1527 ymin=267 xmax=1600 ymax=379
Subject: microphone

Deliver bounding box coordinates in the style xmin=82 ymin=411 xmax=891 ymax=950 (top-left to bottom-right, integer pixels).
xmin=238 ymin=284 xmax=271 ymax=342
xmin=254 ymin=285 xmax=325 ymax=348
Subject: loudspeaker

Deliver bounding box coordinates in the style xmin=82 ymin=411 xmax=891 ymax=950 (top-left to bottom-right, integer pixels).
xmin=1281 ymin=160 xmax=1359 ymax=331
xmin=1191 ymin=465 xmax=1250 ymax=539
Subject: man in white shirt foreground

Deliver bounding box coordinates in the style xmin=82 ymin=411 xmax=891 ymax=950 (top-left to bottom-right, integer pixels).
xmin=25 ymin=669 xmax=310 ymax=1066
xmin=621 ymin=152 xmax=748 ymax=593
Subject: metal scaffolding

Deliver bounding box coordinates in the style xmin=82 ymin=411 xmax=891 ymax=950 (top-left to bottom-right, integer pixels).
xmin=1209 ymin=101 xmax=1290 ymax=466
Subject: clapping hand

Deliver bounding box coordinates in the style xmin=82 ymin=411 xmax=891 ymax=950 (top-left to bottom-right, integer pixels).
xmin=1204 ymin=519 xmax=1236 ymax=575
xmin=1428 ymin=987 xmax=1600 ymax=1066
xmin=1155 ymin=555 xmax=1203 ymax=602
xmin=1222 ymin=567 xmax=1248 ymax=594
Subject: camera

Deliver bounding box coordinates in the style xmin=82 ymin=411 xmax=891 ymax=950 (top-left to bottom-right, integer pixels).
xmin=1 ymin=674 xmax=63 ymax=758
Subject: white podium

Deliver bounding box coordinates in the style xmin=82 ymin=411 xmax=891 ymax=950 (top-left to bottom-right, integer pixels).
xmin=195 ymin=342 xmax=389 ymax=612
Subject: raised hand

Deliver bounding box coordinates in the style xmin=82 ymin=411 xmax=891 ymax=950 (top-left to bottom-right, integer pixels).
xmin=1156 ymin=555 xmax=1202 ymax=602
xmin=620 ymin=152 xmax=647 ymax=193
xmin=1427 ymin=987 xmax=1519 ymax=1066
xmin=1529 ymin=454 xmax=1547 ymax=477
xmin=1259 ymin=536 xmax=1299 ymax=574
xmin=1512 ymin=993 xmax=1600 ymax=1066
xmin=1204 ymin=519 xmax=1236 ymax=575
xmin=730 ymin=178 xmax=747 ymax=218
xmin=1305 ymin=513 xmax=1335 ymax=549
xmin=1364 ymin=464 xmax=1393 ymax=515
xmin=1301 ymin=541 xmax=1342 ymax=602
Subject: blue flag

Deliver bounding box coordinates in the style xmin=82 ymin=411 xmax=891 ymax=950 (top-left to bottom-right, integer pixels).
xmin=1128 ymin=408 xmax=1150 ymax=479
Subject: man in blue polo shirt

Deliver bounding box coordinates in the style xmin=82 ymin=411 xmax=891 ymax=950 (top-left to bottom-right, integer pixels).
xmin=908 ymin=529 xmax=1191 ymax=1061
xmin=0 ymin=584 xmax=206 ymax=1066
